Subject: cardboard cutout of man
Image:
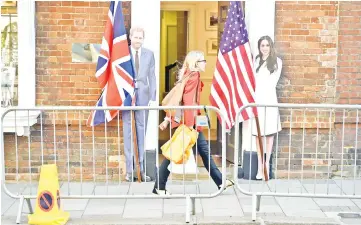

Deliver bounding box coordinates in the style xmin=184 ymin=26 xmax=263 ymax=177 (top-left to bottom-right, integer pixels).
xmin=122 ymin=27 xmax=156 ymax=182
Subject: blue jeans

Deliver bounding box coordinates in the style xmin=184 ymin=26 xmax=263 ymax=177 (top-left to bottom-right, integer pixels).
xmin=154 ymin=132 xmax=222 ymax=190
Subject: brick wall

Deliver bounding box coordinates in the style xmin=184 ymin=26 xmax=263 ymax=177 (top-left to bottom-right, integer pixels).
xmin=4 ymin=121 xmax=126 ymax=182
xmin=275 ymin=1 xmax=338 ymax=105
xmin=4 ymin=1 xmax=131 ymax=181
xmin=274 ymin=121 xmax=361 ymax=179
xmin=5 ymin=116 xmax=125 ymax=181
xmin=273 ymin=1 xmax=361 ymax=178
xmin=336 ymin=2 xmax=361 ymax=105
xmin=35 ymin=1 xmax=131 ymax=106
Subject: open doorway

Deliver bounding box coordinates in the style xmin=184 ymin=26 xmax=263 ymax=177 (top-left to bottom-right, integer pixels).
xmin=159 ymin=10 xmax=189 ymax=144
xmin=158 ymin=2 xmax=221 ymax=154
xmin=157 ymin=1 xmax=236 ymax=179
xmin=159 ymin=10 xmax=188 ymax=102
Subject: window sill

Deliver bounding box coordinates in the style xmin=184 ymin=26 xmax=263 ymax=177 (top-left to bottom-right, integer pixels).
xmin=1 ymin=108 xmax=41 ymax=136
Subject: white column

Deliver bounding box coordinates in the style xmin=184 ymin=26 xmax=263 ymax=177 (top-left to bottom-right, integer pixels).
xmin=131 ymin=0 xmax=161 ymax=151
xmin=17 ymin=0 xmax=36 ymax=107
xmin=243 ymin=1 xmax=276 ymax=152
xmin=131 ymin=0 xmax=161 ymax=103
xmin=245 ymin=0 xmax=276 ymax=56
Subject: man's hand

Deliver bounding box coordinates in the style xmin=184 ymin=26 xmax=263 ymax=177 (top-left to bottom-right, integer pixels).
xmin=131 ymin=95 xmax=136 ymax=106
xmin=148 ymin=100 xmax=156 ymax=107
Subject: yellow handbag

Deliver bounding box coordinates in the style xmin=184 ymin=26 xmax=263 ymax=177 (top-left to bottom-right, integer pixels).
xmin=161 ymin=124 xmax=198 ymax=164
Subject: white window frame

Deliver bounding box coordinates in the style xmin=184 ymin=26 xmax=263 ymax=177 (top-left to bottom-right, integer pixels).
xmin=1 ymin=0 xmax=40 ymax=136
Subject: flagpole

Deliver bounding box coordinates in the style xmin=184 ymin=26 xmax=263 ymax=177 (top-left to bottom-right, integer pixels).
xmin=131 ymin=110 xmax=142 ymax=183
xmin=255 ymin=116 xmax=269 ymax=181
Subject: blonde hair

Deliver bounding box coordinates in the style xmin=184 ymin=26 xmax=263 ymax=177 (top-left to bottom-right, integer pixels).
xmin=129 ymin=26 xmax=145 ymax=38
xmin=178 ymin=50 xmax=205 ymax=80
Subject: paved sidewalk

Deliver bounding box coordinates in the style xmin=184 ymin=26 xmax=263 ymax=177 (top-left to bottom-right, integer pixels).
xmin=2 ymin=180 xmax=361 ymax=224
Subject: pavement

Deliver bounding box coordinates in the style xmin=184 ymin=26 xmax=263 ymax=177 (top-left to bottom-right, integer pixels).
xmin=2 ymin=179 xmax=361 ymax=225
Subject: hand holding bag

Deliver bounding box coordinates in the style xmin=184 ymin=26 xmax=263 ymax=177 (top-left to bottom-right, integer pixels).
xmin=160 ymin=124 xmax=198 ymax=164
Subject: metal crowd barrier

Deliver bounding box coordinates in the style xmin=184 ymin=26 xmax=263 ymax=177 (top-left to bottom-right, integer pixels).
xmin=1 ymin=106 xmax=228 ymax=224
xmin=233 ymin=103 xmax=361 ymax=221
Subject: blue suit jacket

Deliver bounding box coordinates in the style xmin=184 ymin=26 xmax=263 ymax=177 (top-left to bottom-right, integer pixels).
xmin=129 ymin=47 xmax=156 ymax=106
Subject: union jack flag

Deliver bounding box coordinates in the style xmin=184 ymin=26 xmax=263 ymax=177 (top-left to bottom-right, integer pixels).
xmin=87 ymin=1 xmax=135 ymax=127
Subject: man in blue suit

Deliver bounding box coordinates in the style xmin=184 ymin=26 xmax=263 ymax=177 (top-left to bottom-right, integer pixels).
xmin=123 ymin=27 xmax=156 ymax=182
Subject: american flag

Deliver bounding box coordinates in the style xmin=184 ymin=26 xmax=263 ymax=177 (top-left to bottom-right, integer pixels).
xmin=209 ymin=1 xmax=257 ymax=130
xmin=87 ymin=1 xmax=135 ymax=126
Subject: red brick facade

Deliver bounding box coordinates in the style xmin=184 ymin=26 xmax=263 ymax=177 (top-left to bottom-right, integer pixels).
xmin=36 ymin=1 xmax=131 ymax=106
xmin=3 ymin=1 xmax=361 ymax=180
xmin=274 ymin=1 xmax=361 ymax=178
xmin=275 ymin=1 xmax=361 ymax=106
xmin=337 ymin=2 xmax=361 ymax=105
xmin=275 ymin=1 xmax=338 ymax=105
xmin=4 ymin=1 xmax=131 ymax=181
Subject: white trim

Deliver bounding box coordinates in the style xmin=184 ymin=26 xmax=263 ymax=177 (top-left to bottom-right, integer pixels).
xmin=17 ymin=0 xmax=36 ymax=107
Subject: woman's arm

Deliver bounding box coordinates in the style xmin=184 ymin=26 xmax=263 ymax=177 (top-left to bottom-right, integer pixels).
xmin=270 ymin=58 xmax=282 ymax=87
xmin=182 ymin=75 xmax=199 ymax=128
xmin=160 ymin=73 xmax=198 ymax=130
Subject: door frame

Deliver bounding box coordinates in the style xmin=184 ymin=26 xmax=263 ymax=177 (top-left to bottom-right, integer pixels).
xmin=160 ymin=2 xmax=196 ymax=53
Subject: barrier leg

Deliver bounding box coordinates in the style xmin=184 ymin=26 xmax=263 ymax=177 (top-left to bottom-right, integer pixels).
xmin=16 ymin=196 xmax=24 ymax=224
xmin=191 ymin=197 xmax=196 ymax=215
xmin=185 ymin=195 xmax=191 ymax=223
xmin=256 ymin=195 xmax=262 ymax=212
xmin=26 ymin=198 xmax=33 ymax=214
xmin=251 ymin=194 xmax=257 ymax=221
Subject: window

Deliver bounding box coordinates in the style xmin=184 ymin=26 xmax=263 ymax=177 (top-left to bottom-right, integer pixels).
xmin=1 ymin=4 xmax=18 ymax=107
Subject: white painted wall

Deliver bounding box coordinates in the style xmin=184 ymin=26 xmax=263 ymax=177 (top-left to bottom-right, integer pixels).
xmin=131 ymin=0 xmax=161 ymax=104
xmin=131 ymin=0 xmax=161 ymax=150
xmin=245 ymin=0 xmax=276 ymax=57
xmin=243 ymin=0 xmax=276 ymax=152
xmin=17 ymin=0 xmax=36 ymax=107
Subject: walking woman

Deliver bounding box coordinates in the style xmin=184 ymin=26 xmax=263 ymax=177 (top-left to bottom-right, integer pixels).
xmin=153 ymin=50 xmax=234 ymax=195
xmin=252 ymin=36 xmax=283 ymax=180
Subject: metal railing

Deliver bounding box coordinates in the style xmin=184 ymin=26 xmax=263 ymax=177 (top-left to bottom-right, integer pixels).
xmin=233 ymin=103 xmax=361 ymax=221
xmin=1 ymin=105 xmax=228 ymax=224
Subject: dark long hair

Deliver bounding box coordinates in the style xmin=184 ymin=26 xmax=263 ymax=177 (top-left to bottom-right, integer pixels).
xmin=255 ymin=36 xmax=278 ymax=74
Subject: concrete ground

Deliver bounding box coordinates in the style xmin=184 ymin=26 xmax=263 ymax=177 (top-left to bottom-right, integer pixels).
xmin=2 ymin=179 xmax=361 ymax=225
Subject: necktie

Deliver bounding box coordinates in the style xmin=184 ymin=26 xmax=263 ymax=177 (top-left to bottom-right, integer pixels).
xmin=135 ymin=51 xmax=139 ymax=75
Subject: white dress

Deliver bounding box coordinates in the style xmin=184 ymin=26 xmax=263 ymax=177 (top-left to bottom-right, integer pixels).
xmin=252 ymin=57 xmax=282 ymax=136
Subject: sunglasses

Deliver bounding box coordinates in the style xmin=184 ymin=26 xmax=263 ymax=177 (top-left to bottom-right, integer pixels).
xmin=197 ymin=60 xmax=207 ymax=63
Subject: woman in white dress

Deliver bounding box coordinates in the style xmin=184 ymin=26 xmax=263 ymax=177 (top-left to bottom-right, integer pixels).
xmin=252 ymin=36 xmax=282 ymax=180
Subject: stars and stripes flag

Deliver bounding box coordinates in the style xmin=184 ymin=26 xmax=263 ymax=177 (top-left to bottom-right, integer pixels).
xmin=87 ymin=1 xmax=135 ymax=126
xmin=209 ymin=1 xmax=257 ymax=130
